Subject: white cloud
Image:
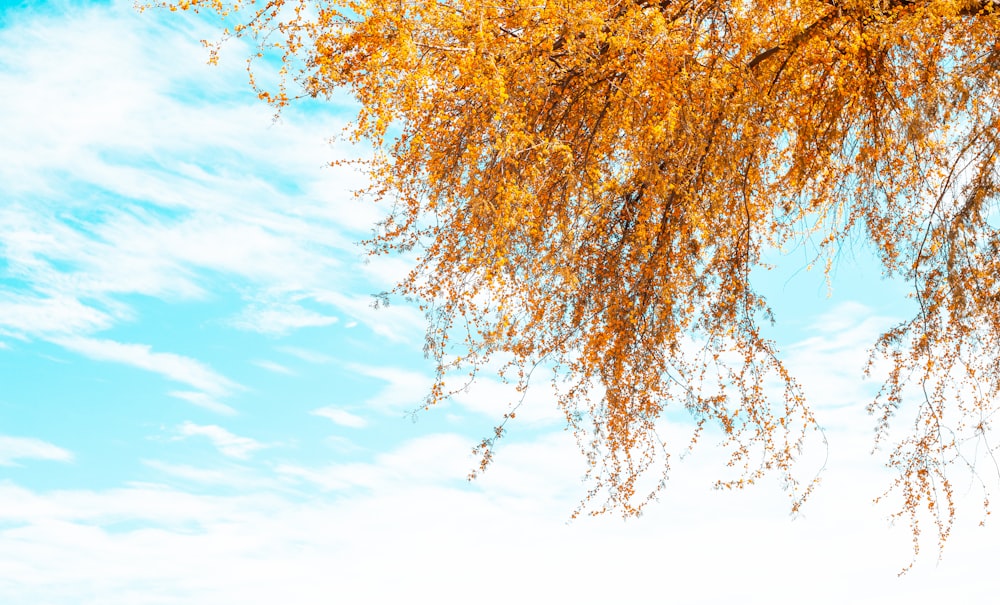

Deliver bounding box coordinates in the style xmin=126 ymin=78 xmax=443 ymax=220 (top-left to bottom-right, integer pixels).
xmin=781 ymin=301 xmax=902 ymax=420
xmin=177 ymin=422 xmax=267 ymax=460
xmin=230 ymin=303 xmax=338 ymax=336
xmin=0 ymin=436 xmax=73 ymax=466
xmin=276 ymin=433 xmax=474 ymax=491
xmin=277 ymin=346 xmax=333 ymax=364
xmin=53 ymin=337 xmax=241 ymax=398
xmin=0 ymin=204 xmax=207 ymax=303
xmin=168 ymin=391 xmax=237 ymax=416
xmin=251 ymin=360 xmax=295 ymax=375
xmin=348 ymin=363 xmax=433 ymax=413
xmin=0 ymin=294 xmax=113 ymax=338
xmin=142 ymin=460 xmax=283 ymax=491
xmin=0 ymin=480 xmax=281 ymax=530
xmin=0 ymin=426 xmax=998 ymax=604
xmin=358 ymin=255 xmax=417 ymax=290
xmin=449 ymin=375 xmax=565 ymax=426
xmin=311 ymin=407 xmax=367 ymax=429
xmin=339 ymin=360 xmax=563 ymax=425
xmin=311 ymin=290 xmax=424 ymax=343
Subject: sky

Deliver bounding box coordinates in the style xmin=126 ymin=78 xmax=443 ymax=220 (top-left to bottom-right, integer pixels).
xmin=1 ymin=1 xmax=999 ymax=602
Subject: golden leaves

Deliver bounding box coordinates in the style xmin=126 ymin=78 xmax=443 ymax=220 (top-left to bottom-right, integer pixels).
xmin=159 ymin=0 xmax=1000 ymax=567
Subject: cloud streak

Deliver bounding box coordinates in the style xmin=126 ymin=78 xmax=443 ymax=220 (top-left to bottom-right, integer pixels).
xmin=176 ymin=422 xmax=267 ymax=460
xmin=230 ymin=303 xmax=338 ymax=336
xmin=55 ymin=337 xmax=240 ymax=399
xmin=0 ymin=294 xmax=113 ymax=339
xmin=0 ymin=436 xmax=73 ymax=466
xmin=251 ymin=360 xmax=296 ymax=375
xmin=311 ymin=406 xmax=368 ymax=428
xmin=168 ymin=391 xmax=237 ymax=416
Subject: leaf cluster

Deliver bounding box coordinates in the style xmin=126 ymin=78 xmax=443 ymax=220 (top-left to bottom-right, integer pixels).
xmin=155 ymin=0 xmax=1000 ymax=566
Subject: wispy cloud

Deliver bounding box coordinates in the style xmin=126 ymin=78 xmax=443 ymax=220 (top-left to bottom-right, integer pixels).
xmin=347 ymin=363 xmax=433 ymax=413
xmin=276 ymin=433 xmax=473 ymax=491
xmin=0 ymin=435 xmax=73 ymax=466
xmin=311 ymin=406 xmax=368 ymax=429
xmin=168 ymin=391 xmax=237 ymax=416
xmin=252 ymin=360 xmax=296 ymax=375
xmin=311 ymin=291 xmax=424 ymax=343
xmin=0 ymin=293 xmax=113 ymax=339
xmin=177 ymin=422 xmax=267 ymax=460
xmin=54 ymin=337 xmax=240 ymax=398
xmin=230 ymin=303 xmax=338 ymax=336
xmin=142 ymin=459 xmax=283 ymax=490
xmin=278 ymin=346 xmax=334 ymax=364
xmin=449 ymin=376 xmax=565 ymax=425
xmin=783 ymin=301 xmax=901 ymax=413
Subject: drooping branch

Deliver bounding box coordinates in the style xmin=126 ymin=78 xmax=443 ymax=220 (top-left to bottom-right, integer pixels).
xmin=747 ymin=10 xmax=840 ymax=70
xmin=160 ymin=0 xmax=1000 ymax=569
xmin=747 ymin=0 xmax=1000 ymax=71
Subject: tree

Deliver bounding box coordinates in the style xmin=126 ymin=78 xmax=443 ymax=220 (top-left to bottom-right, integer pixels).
xmin=155 ymin=0 xmax=1000 ymax=564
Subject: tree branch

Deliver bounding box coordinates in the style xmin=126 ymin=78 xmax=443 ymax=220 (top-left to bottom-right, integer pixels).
xmin=747 ymin=0 xmax=999 ymax=71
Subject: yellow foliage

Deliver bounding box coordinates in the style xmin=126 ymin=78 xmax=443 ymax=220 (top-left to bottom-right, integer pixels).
xmin=154 ymin=0 xmax=1000 ymax=566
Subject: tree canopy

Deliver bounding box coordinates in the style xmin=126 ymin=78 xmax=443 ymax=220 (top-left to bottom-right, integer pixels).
xmin=156 ymin=0 xmax=1000 ymax=563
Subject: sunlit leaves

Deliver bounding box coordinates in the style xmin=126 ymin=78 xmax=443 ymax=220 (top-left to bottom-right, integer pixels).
xmin=157 ymin=0 xmax=1000 ymax=565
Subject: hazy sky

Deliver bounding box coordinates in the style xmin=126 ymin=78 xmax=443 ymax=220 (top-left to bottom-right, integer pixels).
xmin=1 ymin=1 xmax=998 ymax=602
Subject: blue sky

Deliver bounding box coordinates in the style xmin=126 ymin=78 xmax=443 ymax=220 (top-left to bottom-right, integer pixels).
xmin=1 ymin=1 xmax=998 ymax=602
